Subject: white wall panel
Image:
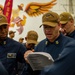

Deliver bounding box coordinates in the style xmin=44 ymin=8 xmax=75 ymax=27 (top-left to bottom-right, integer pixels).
xmin=0 ymin=0 xmax=75 ymax=42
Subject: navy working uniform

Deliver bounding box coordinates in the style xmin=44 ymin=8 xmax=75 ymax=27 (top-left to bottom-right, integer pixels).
xmin=21 ymin=43 xmax=35 ymax=75
xmin=40 ymin=39 xmax=75 ymax=75
xmin=0 ymin=61 xmax=8 ymax=75
xmin=34 ymin=33 xmax=75 ymax=75
xmin=35 ymin=33 xmax=73 ymax=60
xmin=66 ymin=30 xmax=75 ymax=39
xmin=59 ymin=12 xmax=75 ymax=40
xmin=0 ymin=37 xmax=26 ymax=75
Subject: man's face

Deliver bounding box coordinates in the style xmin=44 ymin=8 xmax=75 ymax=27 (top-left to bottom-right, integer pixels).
xmin=26 ymin=43 xmax=35 ymax=50
xmin=9 ymin=33 xmax=15 ymax=39
xmin=60 ymin=20 xmax=73 ymax=34
xmin=19 ymin=39 xmax=23 ymax=43
xmin=43 ymin=24 xmax=60 ymax=42
xmin=0 ymin=24 xmax=8 ymax=40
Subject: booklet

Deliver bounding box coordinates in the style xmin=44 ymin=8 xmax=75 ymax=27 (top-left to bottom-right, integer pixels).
xmin=27 ymin=52 xmax=54 ymax=71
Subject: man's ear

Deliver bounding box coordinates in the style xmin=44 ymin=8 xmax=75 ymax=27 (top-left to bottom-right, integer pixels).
xmin=25 ymin=37 xmax=27 ymax=41
xmin=58 ymin=23 xmax=61 ymax=29
xmin=70 ymin=19 xmax=74 ymax=24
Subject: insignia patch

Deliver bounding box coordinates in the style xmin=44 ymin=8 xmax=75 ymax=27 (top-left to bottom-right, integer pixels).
xmin=55 ymin=41 xmax=59 ymax=44
xmin=7 ymin=53 xmax=16 ymax=58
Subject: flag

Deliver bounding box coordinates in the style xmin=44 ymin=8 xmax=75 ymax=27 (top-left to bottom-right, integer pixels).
xmin=12 ymin=17 xmax=22 ymax=24
xmin=17 ymin=26 xmax=24 ymax=35
xmin=3 ymin=0 xmax=13 ymax=24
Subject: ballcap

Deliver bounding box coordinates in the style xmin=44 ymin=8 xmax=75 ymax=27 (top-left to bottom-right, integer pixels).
xmin=0 ymin=14 xmax=8 ymax=26
xmin=9 ymin=30 xmax=16 ymax=34
xmin=26 ymin=30 xmax=38 ymax=44
xmin=19 ymin=37 xmax=24 ymax=40
xmin=40 ymin=11 xmax=59 ymax=27
xmin=59 ymin=12 xmax=73 ymax=24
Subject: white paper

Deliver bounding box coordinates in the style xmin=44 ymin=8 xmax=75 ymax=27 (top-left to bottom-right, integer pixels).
xmin=27 ymin=52 xmax=54 ymax=71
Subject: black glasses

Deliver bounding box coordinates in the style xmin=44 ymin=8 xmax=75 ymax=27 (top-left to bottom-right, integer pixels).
xmin=61 ymin=22 xmax=68 ymax=28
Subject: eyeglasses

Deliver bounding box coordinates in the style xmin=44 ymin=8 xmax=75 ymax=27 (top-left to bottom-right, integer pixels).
xmin=61 ymin=22 xmax=68 ymax=28
xmin=28 ymin=43 xmax=35 ymax=46
xmin=43 ymin=25 xmax=54 ymax=30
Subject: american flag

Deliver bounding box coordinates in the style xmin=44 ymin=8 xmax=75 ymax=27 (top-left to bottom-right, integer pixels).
xmin=17 ymin=25 xmax=24 ymax=34
xmin=12 ymin=17 xmax=22 ymax=23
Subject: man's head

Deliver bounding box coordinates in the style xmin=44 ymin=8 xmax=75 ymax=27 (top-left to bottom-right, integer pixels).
xmin=41 ymin=11 xmax=60 ymax=42
xmin=19 ymin=37 xmax=24 ymax=43
xmin=0 ymin=14 xmax=8 ymax=41
xmin=41 ymin=11 xmax=59 ymax=27
xmin=25 ymin=30 xmax=38 ymax=49
xmin=59 ymin=12 xmax=74 ymax=34
xmin=9 ymin=30 xmax=16 ymax=39
xmin=60 ymin=12 xmax=73 ymax=24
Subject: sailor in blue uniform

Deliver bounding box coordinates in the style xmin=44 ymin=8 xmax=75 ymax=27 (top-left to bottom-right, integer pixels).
xmin=40 ymin=40 xmax=75 ymax=75
xmin=37 ymin=11 xmax=75 ymax=75
xmin=35 ymin=33 xmax=74 ymax=60
xmin=0 ymin=14 xmax=27 ymax=75
xmin=60 ymin=12 xmax=75 ymax=39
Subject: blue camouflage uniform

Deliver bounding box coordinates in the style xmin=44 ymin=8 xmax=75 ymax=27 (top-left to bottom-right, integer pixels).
xmin=40 ymin=40 xmax=75 ymax=75
xmin=0 ymin=61 xmax=8 ymax=75
xmin=0 ymin=37 xmax=26 ymax=75
xmin=34 ymin=33 xmax=75 ymax=75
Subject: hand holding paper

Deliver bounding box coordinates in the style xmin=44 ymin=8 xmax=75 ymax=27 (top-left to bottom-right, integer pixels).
xmin=24 ymin=50 xmax=33 ymax=62
xmin=27 ymin=52 xmax=54 ymax=71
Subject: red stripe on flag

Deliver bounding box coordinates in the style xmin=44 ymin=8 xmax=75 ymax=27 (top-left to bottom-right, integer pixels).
xmin=12 ymin=17 xmax=22 ymax=23
xmin=3 ymin=0 xmax=13 ymax=24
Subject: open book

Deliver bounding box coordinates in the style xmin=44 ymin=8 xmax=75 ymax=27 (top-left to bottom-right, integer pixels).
xmin=27 ymin=52 xmax=54 ymax=71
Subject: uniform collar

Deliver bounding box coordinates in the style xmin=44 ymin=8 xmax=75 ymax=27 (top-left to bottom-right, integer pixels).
xmin=66 ymin=30 xmax=75 ymax=37
xmin=0 ymin=38 xmax=7 ymax=45
xmin=45 ymin=33 xmax=63 ymax=46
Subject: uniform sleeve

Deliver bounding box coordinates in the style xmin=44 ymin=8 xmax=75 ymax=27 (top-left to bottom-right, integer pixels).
xmin=0 ymin=62 xmax=8 ymax=75
xmin=16 ymin=44 xmax=27 ymax=63
xmin=40 ymin=41 xmax=75 ymax=75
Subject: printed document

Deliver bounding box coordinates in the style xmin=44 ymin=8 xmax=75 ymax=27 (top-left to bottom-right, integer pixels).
xmin=27 ymin=52 xmax=54 ymax=71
